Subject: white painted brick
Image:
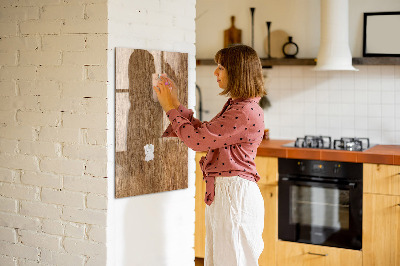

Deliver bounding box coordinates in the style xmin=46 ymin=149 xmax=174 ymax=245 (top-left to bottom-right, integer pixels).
xmin=0 ymin=196 xmax=17 ymax=213
xmin=84 ymin=160 xmax=106 ymax=177
xmin=173 ymin=16 xmax=195 ymax=31
xmin=41 ymin=188 xmax=85 ymax=208
xmin=147 ymin=11 xmax=174 ymax=28
xmin=0 ymin=154 xmax=39 ymax=171
xmin=0 ymin=51 xmax=17 ymax=65
xmin=0 ymin=212 xmax=41 ymax=231
xmin=0 ymin=168 xmax=15 ymax=183
xmin=19 ymin=140 xmax=58 ymax=157
xmin=16 ymin=111 xmax=61 ymax=127
xmin=18 ymin=80 xmax=61 ymax=97
xmin=37 ymin=66 xmax=84 ymax=82
xmin=20 ymin=200 xmax=61 ymax=219
xmin=41 ymin=219 xmax=64 ymax=236
xmin=0 ymin=81 xmax=16 ymax=96
xmin=0 ymin=7 xmax=39 ymax=22
xmin=0 ymin=226 xmax=17 ymax=243
xmin=0 ymin=254 xmax=16 ymax=266
xmin=19 ymin=229 xmax=61 ymax=251
xmin=85 ymin=34 xmax=107 ymax=50
xmin=62 ymin=19 xmax=107 ymax=34
xmin=63 ymin=50 xmax=107 ymax=66
xmin=0 ymin=125 xmax=34 ymax=141
xmin=86 ymin=255 xmax=106 ymax=266
xmin=61 ymin=207 xmax=106 ymax=226
xmin=38 ymin=127 xmax=80 ymax=143
xmin=64 ymin=222 xmax=85 ymax=239
xmin=86 ymin=193 xmax=107 ymax=210
xmin=87 ymin=225 xmax=105 ymax=243
xmin=85 ymin=3 xmax=107 ymax=20
xmin=42 ymin=34 xmax=85 ymax=51
xmin=0 ymin=36 xmax=41 ymax=52
xmin=160 ymin=0 xmax=185 ymax=16
xmin=1 ymin=0 xmax=62 ymax=6
xmin=63 ymin=144 xmax=107 ymax=161
xmin=18 ymin=258 xmax=42 ymax=266
xmin=61 ymin=81 xmax=107 ymax=98
xmin=62 ymin=113 xmax=107 ymax=129
xmin=3 ymin=96 xmax=40 ymax=112
xmin=0 ymin=241 xmax=39 ymax=261
xmin=0 ymin=110 xmax=16 ymax=125
xmin=21 ymin=171 xmax=62 ymax=189
xmin=64 ymin=175 xmax=107 ymax=194
xmin=38 ymin=96 xmax=107 ymax=114
xmin=20 ymin=21 xmax=61 ymax=35
xmin=0 ymin=66 xmax=36 ymax=81
xmin=40 ymin=249 xmax=85 ymax=266
xmin=82 ymin=128 xmax=107 ymax=145
xmin=0 ymin=138 xmax=18 ymax=153
xmin=40 ymin=157 xmax=84 ymax=176
xmin=41 ymin=4 xmax=84 ymax=20
xmin=0 ymin=183 xmax=39 ymax=201
xmin=19 ymin=51 xmax=62 ymax=66
xmin=63 ymin=237 xmax=106 ymax=257
xmin=85 ymin=65 xmax=107 ymax=81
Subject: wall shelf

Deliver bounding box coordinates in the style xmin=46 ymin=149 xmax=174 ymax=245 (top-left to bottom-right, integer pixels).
xmin=196 ymin=57 xmax=400 ymax=67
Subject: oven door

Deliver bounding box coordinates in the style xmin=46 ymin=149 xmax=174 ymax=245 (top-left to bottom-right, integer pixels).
xmin=278 ymin=176 xmax=362 ymax=250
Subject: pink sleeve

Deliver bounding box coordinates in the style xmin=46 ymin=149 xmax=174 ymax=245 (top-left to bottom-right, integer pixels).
xmin=162 ymin=104 xmax=202 ymax=138
xmin=165 ymin=107 xmax=248 ymax=151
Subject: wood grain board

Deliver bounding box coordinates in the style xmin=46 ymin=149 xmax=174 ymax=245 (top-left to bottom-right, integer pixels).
xmin=115 ymin=47 xmax=188 ymax=198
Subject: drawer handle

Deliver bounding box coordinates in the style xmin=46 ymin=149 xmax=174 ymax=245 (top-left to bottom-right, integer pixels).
xmin=307 ymin=252 xmax=328 ymax=256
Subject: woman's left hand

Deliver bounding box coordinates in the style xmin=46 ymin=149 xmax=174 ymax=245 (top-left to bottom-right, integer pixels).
xmin=153 ymin=76 xmax=176 ymax=113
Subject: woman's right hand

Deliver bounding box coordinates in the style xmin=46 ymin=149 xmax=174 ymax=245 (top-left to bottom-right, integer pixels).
xmin=160 ymin=74 xmax=180 ymax=109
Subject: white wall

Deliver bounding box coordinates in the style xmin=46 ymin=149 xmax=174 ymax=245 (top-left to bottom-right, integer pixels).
xmin=0 ymin=1 xmax=108 ymax=265
xmin=107 ymin=1 xmax=197 ymax=266
xmin=196 ymin=0 xmax=400 ymax=145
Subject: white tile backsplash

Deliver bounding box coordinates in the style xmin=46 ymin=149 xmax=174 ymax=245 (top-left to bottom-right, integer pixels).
xmin=196 ymin=65 xmax=400 ymax=144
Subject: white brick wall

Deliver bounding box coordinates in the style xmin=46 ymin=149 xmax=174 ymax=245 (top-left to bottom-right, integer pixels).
xmin=0 ymin=0 xmax=108 ymax=265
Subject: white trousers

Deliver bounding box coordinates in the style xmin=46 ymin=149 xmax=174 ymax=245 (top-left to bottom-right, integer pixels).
xmin=205 ymin=176 xmax=265 ymax=266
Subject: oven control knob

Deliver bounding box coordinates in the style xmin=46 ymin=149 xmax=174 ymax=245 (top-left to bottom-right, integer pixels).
xmin=334 ymin=164 xmax=341 ymax=174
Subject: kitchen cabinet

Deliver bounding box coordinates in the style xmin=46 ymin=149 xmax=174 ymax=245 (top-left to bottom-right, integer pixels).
xmin=276 ymin=241 xmax=362 ymax=266
xmin=194 ymin=154 xmax=279 ymax=266
xmin=195 ymin=152 xmax=207 ymax=258
xmin=363 ymin=163 xmax=400 ymax=196
xmin=363 ymin=163 xmax=400 ymax=266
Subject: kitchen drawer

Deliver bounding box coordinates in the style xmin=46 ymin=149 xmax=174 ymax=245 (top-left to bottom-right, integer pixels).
xmin=276 ymin=241 xmax=362 ymax=266
xmin=364 ymin=164 xmax=400 ymax=196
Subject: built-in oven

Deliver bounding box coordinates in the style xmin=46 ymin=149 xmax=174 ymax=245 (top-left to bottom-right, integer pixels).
xmin=278 ymin=158 xmax=363 ymax=250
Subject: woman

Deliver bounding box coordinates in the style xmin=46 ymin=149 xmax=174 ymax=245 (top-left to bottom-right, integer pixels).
xmin=153 ymin=44 xmax=266 ymax=266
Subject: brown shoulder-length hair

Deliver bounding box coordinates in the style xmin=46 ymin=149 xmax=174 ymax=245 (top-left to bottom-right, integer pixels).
xmin=214 ymin=44 xmax=266 ymax=99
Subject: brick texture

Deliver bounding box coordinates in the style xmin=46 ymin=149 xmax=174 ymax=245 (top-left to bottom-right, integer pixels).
xmin=0 ymin=1 xmax=108 ymax=264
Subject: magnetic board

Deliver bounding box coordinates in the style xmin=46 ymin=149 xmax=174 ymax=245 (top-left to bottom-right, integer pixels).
xmin=115 ymin=48 xmax=188 ymax=198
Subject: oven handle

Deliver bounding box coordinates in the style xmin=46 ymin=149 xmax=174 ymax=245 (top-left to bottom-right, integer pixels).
xmin=280 ymin=177 xmax=357 ymax=189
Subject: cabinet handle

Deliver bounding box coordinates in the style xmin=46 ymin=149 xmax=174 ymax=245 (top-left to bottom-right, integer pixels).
xmin=397 ymin=204 xmax=400 ymax=207
xmin=307 ymin=252 xmax=328 ymax=256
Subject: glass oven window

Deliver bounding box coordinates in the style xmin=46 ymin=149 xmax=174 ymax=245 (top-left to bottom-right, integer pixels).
xmin=290 ymin=186 xmax=350 ymax=230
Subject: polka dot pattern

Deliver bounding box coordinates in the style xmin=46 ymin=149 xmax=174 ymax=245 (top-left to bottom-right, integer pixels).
xmin=162 ymin=97 xmax=265 ymax=206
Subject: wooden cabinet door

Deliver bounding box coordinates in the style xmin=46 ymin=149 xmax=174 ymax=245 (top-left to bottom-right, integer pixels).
xmin=255 ymin=156 xmax=278 ymax=186
xmin=259 ymin=185 xmax=278 ymax=266
xmin=363 ymin=193 xmax=400 ymax=266
xmin=195 ymin=152 xmax=207 ymax=258
xmin=364 ymin=164 xmax=400 ymax=196
xmin=277 ymin=241 xmax=362 ymax=266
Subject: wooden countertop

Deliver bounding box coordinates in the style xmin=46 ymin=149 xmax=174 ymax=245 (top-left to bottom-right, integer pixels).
xmin=256 ymin=139 xmax=400 ymax=165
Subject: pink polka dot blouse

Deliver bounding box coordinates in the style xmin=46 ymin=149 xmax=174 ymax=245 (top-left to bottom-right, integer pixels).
xmin=162 ymin=97 xmax=265 ymax=205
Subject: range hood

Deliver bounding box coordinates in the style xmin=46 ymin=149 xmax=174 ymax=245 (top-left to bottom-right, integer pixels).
xmin=314 ymin=0 xmax=358 ymax=71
